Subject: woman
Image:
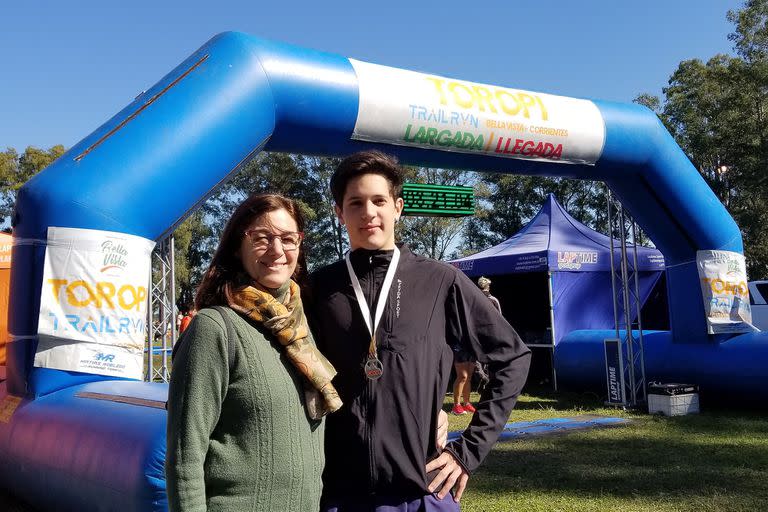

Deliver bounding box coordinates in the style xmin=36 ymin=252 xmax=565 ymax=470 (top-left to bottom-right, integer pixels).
xmin=166 ymin=193 xmax=342 ymax=512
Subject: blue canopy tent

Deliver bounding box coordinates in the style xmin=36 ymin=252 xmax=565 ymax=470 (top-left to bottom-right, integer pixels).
xmin=451 ymin=194 xmax=665 ymax=387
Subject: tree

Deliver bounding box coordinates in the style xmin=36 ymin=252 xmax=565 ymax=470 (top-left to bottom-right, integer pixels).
xmin=633 ymin=93 xmax=673 ymax=131
xmin=0 ymin=145 xmax=65 ymax=227
xmin=728 ymin=0 xmax=768 ymax=64
xmin=454 ymin=179 xmax=492 ymax=257
xmin=727 ymin=0 xmax=768 ymax=278
xmin=663 ymin=55 xmax=739 ymax=203
xmin=173 ymin=211 xmax=213 ymax=308
xmin=659 ymin=0 xmax=768 ymax=278
xmin=217 ymin=152 xmax=345 ymax=270
xmin=397 ymin=166 xmax=473 ymax=260
xmin=463 ymin=172 xmax=609 ymax=253
xmin=304 ymin=156 xmax=347 ymax=264
xmin=633 ymin=93 xmax=662 ymax=114
xmin=0 ymin=149 xmax=19 ymax=225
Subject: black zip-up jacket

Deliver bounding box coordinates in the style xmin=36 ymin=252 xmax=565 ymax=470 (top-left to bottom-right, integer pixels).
xmin=307 ymin=245 xmax=531 ymax=504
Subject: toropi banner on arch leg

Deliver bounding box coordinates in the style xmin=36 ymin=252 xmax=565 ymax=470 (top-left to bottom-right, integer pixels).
xmin=34 ymin=227 xmax=155 ymax=378
xmin=696 ymin=250 xmax=754 ymax=334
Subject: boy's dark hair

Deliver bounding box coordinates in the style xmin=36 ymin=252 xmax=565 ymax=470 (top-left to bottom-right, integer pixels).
xmin=330 ymin=150 xmax=404 ymax=206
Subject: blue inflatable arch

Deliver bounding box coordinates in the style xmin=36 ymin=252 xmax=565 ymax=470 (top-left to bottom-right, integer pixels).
xmin=9 ymin=32 xmax=740 ymax=397
xmin=0 ymin=31 xmax=758 ymax=512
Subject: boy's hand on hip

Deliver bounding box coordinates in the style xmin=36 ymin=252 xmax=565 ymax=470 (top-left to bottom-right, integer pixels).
xmin=425 ymin=451 xmax=469 ymax=502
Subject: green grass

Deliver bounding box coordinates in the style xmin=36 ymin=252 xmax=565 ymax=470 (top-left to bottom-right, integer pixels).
xmin=447 ymin=388 xmax=768 ymax=512
xmin=145 ymin=337 xmax=172 ymax=382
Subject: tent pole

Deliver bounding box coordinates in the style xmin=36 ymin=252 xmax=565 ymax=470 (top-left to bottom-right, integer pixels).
xmin=630 ymin=220 xmax=647 ymax=404
xmin=607 ymin=188 xmax=621 ymax=339
xmin=547 ymin=270 xmax=558 ymax=391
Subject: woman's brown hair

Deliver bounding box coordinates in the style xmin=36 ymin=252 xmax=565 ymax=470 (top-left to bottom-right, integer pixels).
xmin=194 ymin=193 xmax=307 ymax=310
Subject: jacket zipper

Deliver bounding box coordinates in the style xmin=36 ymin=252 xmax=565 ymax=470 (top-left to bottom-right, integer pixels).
xmin=365 ymin=256 xmax=377 ymax=492
xmin=366 ymin=377 xmax=376 ymax=492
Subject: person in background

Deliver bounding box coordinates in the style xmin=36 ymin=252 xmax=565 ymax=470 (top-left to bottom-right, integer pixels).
xmin=451 ymin=343 xmax=477 ymax=416
xmin=166 ymin=193 xmax=342 ymax=512
xmin=178 ymin=307 xmax=196 ymax=334
xmin=308 ymin=150 xmax=531 ymax=511
xmin=453 ymin=278 xmax=502 ymax=414
xmin=474 ymin=277 xmax=502 ymax=395
xmin=477 ymin=276 xmax=502 ymax=314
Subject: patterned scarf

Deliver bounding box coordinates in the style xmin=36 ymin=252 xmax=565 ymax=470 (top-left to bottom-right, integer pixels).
xmin=228 ymin=280 xmax=343 ymax=419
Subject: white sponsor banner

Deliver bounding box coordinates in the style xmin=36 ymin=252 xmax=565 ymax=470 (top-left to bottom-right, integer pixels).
xmin=696 ymin=250 xmax=755 ymax=334
xmin=351 ymin=59 xmax=606 ymax=165
xmin=35 ymin=227 xmax=155 ymax=378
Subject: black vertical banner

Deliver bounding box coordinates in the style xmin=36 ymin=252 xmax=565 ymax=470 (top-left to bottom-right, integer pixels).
xmin=604 ymin=338 xmax=625 ymax=405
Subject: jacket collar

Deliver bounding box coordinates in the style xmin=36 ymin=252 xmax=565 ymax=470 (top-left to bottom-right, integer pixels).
xmin=348 ymin=244 xmax=410 ymax=272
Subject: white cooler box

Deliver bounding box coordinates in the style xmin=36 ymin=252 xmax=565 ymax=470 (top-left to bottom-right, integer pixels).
xmin=647 ymin=383 xmax=700 ymax=416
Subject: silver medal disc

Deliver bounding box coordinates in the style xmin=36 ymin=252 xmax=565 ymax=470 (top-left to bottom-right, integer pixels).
xmin=364 ymin=357 xmax=384 ymax=380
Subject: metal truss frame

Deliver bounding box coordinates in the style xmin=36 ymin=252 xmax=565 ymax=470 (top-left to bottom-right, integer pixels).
xmin=606 ymin=188 xmax=647 ymax=407
xmin=146 ymin=235 xmax=176 ymax=383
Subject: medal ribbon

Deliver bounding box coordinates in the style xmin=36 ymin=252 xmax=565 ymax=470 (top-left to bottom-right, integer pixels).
xmin=345 ymin=247 xmax=401 ymax=365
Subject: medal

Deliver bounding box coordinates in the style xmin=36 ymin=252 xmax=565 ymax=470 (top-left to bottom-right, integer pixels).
xmin=345 ymin=247 xmax=401 ymax=382
xmin=364 ymin=355 xmax=384 ymax=380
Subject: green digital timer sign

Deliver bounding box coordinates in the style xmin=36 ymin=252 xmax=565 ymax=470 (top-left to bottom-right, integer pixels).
xmin=401 ymin=183 xmax=475 ymax=217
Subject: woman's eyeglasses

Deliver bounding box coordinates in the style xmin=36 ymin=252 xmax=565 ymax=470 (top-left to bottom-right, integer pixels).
xmin=244 ymin=230 xmax=304 ymax=251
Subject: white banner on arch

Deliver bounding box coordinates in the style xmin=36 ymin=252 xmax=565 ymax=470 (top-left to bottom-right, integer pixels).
xmin=35 ymin=227 xmax=155 ymax=378
xmin=696 ymin=250 xmax=755 ymax=334
xmin=351 ymin=59 xmax=606 ymax=165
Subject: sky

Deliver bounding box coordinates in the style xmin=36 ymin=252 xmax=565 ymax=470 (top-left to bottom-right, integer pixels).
xmin=1 ymin=0 xmax=743 ymax=152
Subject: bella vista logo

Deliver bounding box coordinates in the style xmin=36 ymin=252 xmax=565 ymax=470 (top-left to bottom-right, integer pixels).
xmin=100 ymin=239 xmax=129 ymax=274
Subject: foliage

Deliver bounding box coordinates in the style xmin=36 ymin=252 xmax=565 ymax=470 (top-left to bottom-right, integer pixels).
xmin=172 ymin=211 xmax=213 ymax=308
xmin=213 ymin=152 xmax=345 ymax=270
xmin=5 ymin=0 xmax=767 ymax=291
xmin=303 ymin=156 xmax=347 ymax=264
xmin=633 ymin=92 xmax=662 ymax=114
xmin=656 ymin=0 xmax=768 ymax=278
xmin=397 ymin=166 xmax=473 ymax=260
xmin=169 ymin=153 xmax=347 ymax=302
xmin=0 ymin=145 xmax=65 ymax=227
xmin=462 ymin=173 xmax=610 ymax=253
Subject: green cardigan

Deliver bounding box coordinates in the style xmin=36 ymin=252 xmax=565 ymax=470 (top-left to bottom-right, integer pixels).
xmin=166 ymin=307 xmax=324 ymax=512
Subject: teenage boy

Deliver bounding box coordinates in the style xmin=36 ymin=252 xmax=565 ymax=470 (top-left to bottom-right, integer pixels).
xmin=308 ymin=150 xmax=531 ymax=511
